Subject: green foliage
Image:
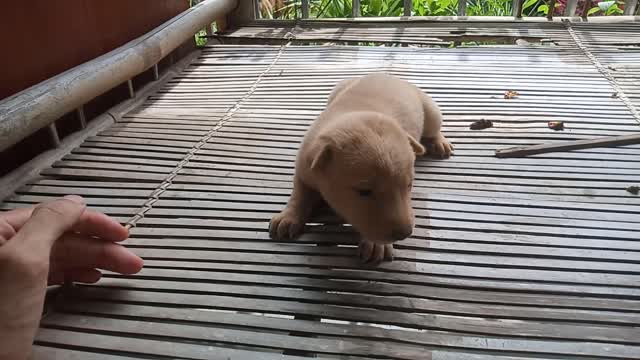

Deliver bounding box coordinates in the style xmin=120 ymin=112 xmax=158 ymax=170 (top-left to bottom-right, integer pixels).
xmin=191 ymin=0 xmax=213 ymax=46
xmin=588 ymin=1 xmax=624 ymax=16
xmin=313 ymin=0 xmax=352 ymax=17
xmin=465 ymin=0 xmax=511 ymax=16
xmin=537 ymin=1 xmax=560 ymax=15
xmin=195 ymin=29 xmax=208 ymax=47
xmin=366 ymin=0 xmax=401 ymax=16
xmin=257 ymin=0 xmax=627 ymax=19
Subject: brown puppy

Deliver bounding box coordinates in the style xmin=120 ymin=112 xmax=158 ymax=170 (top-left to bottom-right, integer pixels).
xmin=269 ymin=73 xmax=453 ymax=263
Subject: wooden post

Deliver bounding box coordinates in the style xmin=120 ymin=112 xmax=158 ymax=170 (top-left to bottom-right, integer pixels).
xmin=565 ymin=0 xmax=578 ymax=16
xmin=547 ymin=0 xmax=556 ymax=20
xmin=153 ymin=64 xmax=160 ymax=81
xmin=404 ymin=0 xmax=412 ymax=16
xmin=458 ymin=0 xmax=467 ymax=16
xmin=514 ymin=0 xmax=524 ymax=18
xmin=216 ymin=16 xmax=229 ymax=33
xmin=624 ymin=0 xmax=638 ymax=15
xmin=302 ymin=0 xmax=309 ymax=18
xmin=352 ymin=0 xmax=361 ymax=17
xmin=127 ymin=79 xmax=135 ymax=98
xmin=76 ymin=106 xmax=87 ymax=129
xmin=254 ymin=0 xmax=261 ymax=19
xmin=225 ymin=0 xmax=256 ymax=29
xmin=47 ymin=123 xmax=61 ymax=148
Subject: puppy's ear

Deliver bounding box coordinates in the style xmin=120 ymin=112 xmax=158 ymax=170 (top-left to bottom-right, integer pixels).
xmin=310 ymin=138 xmax=334 ymax=171
xmin=408 ymin=135 xmax=426 ymax=156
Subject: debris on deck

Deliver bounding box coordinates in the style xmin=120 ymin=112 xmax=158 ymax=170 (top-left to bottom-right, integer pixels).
xmin=547 ymin=121 xmax=565 ymax=131
xmin=469 ymin=119 xmax=494 ymax=130
xmin=503 ymin=90 xmax=519 ymax=99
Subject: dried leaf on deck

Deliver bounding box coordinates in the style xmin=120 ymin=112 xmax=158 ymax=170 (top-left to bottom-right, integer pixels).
xmin=504 ymin=90 xmax=519 ymax=99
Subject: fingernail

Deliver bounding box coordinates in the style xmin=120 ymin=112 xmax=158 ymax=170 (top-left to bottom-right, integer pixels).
xmin=63 ymin=195 xmax=85 ymax=205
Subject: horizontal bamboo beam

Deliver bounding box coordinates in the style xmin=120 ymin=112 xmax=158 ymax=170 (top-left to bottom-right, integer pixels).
xmin=0 ymin=0 xmax=236 ymax=152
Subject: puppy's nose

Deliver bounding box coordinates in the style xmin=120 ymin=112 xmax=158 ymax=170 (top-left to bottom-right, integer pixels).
xmin=391 ymin=226 xmax=413 ymax=241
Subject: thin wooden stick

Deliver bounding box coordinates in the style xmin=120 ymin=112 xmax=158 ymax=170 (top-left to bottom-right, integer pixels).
xmin=302 ymin=0 xmax=310 ymax=18
xmin=495 ymin=133 xmax=640 ymax=158
xmin=76 ymin=106 xmax=87 ymax=129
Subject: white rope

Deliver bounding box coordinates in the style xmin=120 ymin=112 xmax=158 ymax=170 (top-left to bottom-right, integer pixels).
xmin=564 ymin=19 xmax=640 ymax=124
xmin=124 ymin=34 xmax=295 ymax=229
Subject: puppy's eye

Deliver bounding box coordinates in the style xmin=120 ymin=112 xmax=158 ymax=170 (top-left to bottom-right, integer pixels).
xmin=356 ymin=189 xmax=373 ymax=197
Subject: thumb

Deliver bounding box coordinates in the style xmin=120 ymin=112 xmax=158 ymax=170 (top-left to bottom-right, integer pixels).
xmin=12 ymin=195 xmax=86 ymax=256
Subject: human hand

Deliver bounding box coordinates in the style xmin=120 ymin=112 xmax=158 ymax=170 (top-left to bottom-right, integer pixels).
xmin=0 ymin=195 xmax=144 ymax=360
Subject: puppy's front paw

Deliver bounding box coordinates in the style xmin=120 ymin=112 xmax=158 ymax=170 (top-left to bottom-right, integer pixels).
xmin=358 ymin=240 xmax=394 ymax=264
xmin=269 ymin=210 xmax=305 ymax=240
xmin=430 ymin=135 xmax=454 ymax=158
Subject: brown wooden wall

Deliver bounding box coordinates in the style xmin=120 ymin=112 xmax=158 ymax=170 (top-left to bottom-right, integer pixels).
xmin=0 ymin=0 xmax=190 ymax=100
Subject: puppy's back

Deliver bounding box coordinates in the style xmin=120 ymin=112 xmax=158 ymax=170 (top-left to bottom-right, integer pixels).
xmin=324 ymin=73 xmax=426 ymax=139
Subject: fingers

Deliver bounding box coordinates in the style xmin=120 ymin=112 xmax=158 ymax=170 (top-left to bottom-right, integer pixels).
xmin=1 ymin=206 xmax=35 ymax=230
xmin=49 ymin=268 xmax=102 ymax=285
xmin=0 ymin=217 xmax=16 ymax=245
xmin=52 ymin=233 xmax=143 ymax=275
xmin=72 ymin=209 xmax=129 ymax=242
xmin=5 ymin=195 xmax=140 ymax=279
xmin=12 ymin=195 xmax=86 ymax=254
xmin=3 ymin=201 xmax=128 ymax=242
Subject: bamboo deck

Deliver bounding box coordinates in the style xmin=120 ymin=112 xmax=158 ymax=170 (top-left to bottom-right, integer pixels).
xmin=2 ymin=20 xmax=640 ymax=359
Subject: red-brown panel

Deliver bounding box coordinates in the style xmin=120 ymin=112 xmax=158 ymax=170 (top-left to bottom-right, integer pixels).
xmin=0 ymin=0 xmax=189 ymax=100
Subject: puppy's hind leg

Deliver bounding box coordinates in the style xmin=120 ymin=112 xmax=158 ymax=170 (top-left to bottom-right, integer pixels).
xmin=269 ymin=176 xmax=321 ymax=240
xmin=420 ymin=93 xmax=454 ymax=157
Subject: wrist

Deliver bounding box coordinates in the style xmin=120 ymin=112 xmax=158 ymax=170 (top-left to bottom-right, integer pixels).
xmin=0 ymin=250 xmax=50 ymax=360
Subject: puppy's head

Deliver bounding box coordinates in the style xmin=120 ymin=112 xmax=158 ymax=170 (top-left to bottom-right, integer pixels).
xmin=310 ymin=113 xmax=424 ymax=244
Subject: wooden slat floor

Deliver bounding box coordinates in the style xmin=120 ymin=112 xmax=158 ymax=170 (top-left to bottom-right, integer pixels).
xmin=2 ymin=21 xmax=640 ymax=359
